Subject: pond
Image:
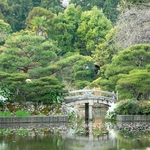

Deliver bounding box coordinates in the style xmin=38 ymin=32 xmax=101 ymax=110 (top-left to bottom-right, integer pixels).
xmin=0 ymin=107 xmax=150 ymax=150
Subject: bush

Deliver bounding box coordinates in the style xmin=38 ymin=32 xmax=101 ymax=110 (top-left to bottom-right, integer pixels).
xmin=115 ymin=99 xmax=150 ymax=115
xmin=15 ymin=110 xmax=30 ymax=117
xmin=0 ymin=111 xmax=11 ymax=117
xmin=140 ymin=101 xmax=150 ymax=115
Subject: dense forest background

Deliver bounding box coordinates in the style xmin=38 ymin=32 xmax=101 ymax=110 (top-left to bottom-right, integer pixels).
xmin=0 ymin=0 xmax=150 ymax=103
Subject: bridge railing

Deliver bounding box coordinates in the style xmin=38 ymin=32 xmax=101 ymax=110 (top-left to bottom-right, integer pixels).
xmin=64 ymin=89 xmax=118 ymax=103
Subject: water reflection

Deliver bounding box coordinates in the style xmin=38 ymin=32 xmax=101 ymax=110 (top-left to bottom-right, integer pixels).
xmin=0 ymin=124 xmax=150 ymax=150
xmin=0 ymin=106 xmax=150 ymax=150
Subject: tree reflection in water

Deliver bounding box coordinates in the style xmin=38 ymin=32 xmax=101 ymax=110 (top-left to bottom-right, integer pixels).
xmin=0 ymin=106 xmax=150 ymax=150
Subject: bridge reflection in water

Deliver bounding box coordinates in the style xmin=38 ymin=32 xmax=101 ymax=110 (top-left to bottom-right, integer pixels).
xmin=63 ymin=89 xmax=119 ymax=149
xmin=65 ymin=120 xmax=118 ymax=150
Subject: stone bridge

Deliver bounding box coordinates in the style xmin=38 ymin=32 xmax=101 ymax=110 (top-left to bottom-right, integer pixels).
xmin=64 ymin=89 xmax=118 ymax=121
xmin=64 ymin=89 xmax=118 ymax=106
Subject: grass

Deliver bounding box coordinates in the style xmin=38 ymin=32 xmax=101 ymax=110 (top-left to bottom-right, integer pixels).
xmin=0 ymin=111 xmax=11 ymax=117
xmin=15 ymin=110 xmax=30 ymax=117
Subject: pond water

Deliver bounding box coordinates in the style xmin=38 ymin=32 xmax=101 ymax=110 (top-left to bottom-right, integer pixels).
xmin=0 ymin=107 xmax=150 ymax=150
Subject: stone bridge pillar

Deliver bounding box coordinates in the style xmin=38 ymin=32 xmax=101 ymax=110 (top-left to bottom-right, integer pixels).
xmin=89 ymin=121 xmax=93 ymax=141
xmin=89 ymin=101 xmax=93 ymax=121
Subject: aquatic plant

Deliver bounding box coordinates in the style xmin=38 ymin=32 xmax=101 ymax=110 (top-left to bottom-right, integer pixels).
xmin=0 ymin=129 xmax=12 ymax=134
xmin=15 ymin=129 xmax=29 ymax=135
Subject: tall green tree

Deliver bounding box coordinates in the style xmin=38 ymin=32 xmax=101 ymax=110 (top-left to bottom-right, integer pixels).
xmin=6 ymin=0 xmax=33 ymax=31
xmin=0 ymin=31 xmax=57 ymax=74
xmin=26 ymin=7 xmax=54 ymax=36
xmin=29 ymin=16 xmax=48 ymax=37
xmin=32 ymin=0 xmax=41 ymax=7
xmin=35 ymin=54 xmax=97 ymax=89
xmin=70 ymin=0 xmax=119 ymax=23
xmin=70 ymin=0 xmax=105 ymax=11
xmin=50 ymin=4 xmax=82 ymax=55
xmin=75 ymin=6 xmax=112 ymax=55
xmin=40 ymin=0 xmax=64 ymax=14
xmin=103 ymin=0 xmax=120 ymax=24
xmin=0 ymin=19 xmax=12 ymax=45
xmin=0 ymin=0 xmax=9 ymax=20
xmin=0 ymin=30 xmax=65 ymax=103
xmin=92 ymin=26 xmax=119 ymax=77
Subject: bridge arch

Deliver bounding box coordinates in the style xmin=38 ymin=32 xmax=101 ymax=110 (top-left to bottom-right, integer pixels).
xmin=64 ymin=89 xmax=118 ymax=121
xmin=64 ymin=89 xmax=118 ymax=106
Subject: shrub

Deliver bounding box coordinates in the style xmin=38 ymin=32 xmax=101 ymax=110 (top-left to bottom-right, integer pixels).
xmin=140 ymin=101 xmax=150 ymax=115
xmin=0 ymin=111 xmax=11 ymax=117
xmin=15 ymin=110 xmax=30 ymax=117
xmin=115 ymin=99 xmax=150 ymax=115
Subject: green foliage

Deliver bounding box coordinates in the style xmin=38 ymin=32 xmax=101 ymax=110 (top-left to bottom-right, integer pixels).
xmin=0 ymin=29 xmax=97 ymax=102
xmin=32 ymin=0 xmax=41 ymax=7
xmin=36 ymin=54 xmax=96 ymax=89
xmin=7 ymin=0 xmax=33 ymax=31
xmin=72 ymin=56 xmax=97 ymax=88
xmin=116 ymin=69 xmax=150 ymax=100
xmin=118 ymin=0 xmax=150 ymax=13
xmin=124 ymin=0 xmax=150 ymax=4
xmin=26 ymin=7 xmax=54 ymax=37
xmin=0 ymin=19 xmax=12 ymax=44
xmin=92 ymin=26 xmax=119 ymax=77
xmin=70 ymin=0 xmax=119 ymax=23
xmin=0 ymin=31 xmax=57 ymax=73
xmin=103 ymin=0 xmax=120 ymax=23
xmin=26 ymin=76 xmax=66 ymax=104
xmin=15 ymin=129 xmax=29 ymax=135
xmin=0 ymin=1 xmax=9 ymax=20
xmin=15 ymin=110 xmax=30 ymax=117
xmin=138 ymin=101 xmax=150 ymax=115
xmin=0 ymin=72 xmax=29 ymax=102
xmin=0 ymin=0 xmax=120 ymax=33
xmin=0 ymin=86 xmax=11 ymax=101
xmin=0 ymin=111 xmax=11 ymax=116
xmin=50 ymin=4 xmax=82 ymax=55
xmin=0 ymin=29 xmax=65 ymax=103
xmin=99 ymin=44 xmax=150 ymax=100
xmin=0 ymin=129 xmax=12 ymax=134
xmin=71 ymin=0 xmax=106 ymax=10
xmin=76 ymin=6 xmax=112 ymax=55
xmin=105 ymin=110 xmax=117 ymax=120
xmin=0 ymin=19 xmax=12 ymax=32
xmin=40 ymin=0 xmax=64 ymax=14
xmin=73 ymin=80 xmax=90 ymax=89
xmin=115 ymin=100 xmax=150 ymax=115
xmin=36 ymin=54 xmax=84 ymax=77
